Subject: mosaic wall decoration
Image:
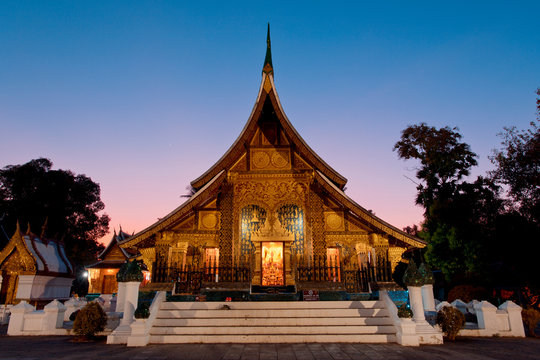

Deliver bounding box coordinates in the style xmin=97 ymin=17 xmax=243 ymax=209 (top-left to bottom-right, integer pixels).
xmin=277 ymin=204 xmax=304 ymax=255
xmin=240 ymin=205 xmax=267 ymax=255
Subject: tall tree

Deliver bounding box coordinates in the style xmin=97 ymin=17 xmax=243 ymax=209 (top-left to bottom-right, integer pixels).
xmin=0 ymin=158 xmax=108 ymax=266
xmin=394 ymin=124 xmax=500 ymax=282
xmin=393 ymin=123 xmax=478 ymax=209
xmin=490 ymin=89 xmax=540 ymax=225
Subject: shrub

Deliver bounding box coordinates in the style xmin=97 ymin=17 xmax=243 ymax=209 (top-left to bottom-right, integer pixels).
xmin=134 ymin=302 xmax=150 ymax=319
xmin=397 ymin=303 xmax=413 ymax=318
xmin=436 ymin=306 xmax=465 ymax=341
xmin=447 ymin=285 xmax=489 ymax=303
xmin=73 ymin=302 xmax=107 ymax=337
xmin=522 ymin=308 xmax=540 ymax=337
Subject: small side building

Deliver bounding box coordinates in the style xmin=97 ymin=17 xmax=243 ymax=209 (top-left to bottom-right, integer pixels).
xmin=0 ymin=222 xmax=74 ymax=305
xmin=86 ymin=229 xmax=148 ymax=294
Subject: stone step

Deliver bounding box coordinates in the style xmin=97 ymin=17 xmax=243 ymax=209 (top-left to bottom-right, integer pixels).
xmin=160 ymin=300 xmax=384 ymax=310
xmin=149 ymin=333 xmax=397 ymax=344
xmin=157 ymin=308 xmax=388 ymax=318
xmin=150 ymin=325 xmax=396 ymax=335
xmin=153 ymin=316 xmax=393 ymax=327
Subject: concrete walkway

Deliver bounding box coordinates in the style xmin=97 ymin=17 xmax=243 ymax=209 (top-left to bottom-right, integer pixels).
xmin=0 ymin=334 xmax=539 ymax=360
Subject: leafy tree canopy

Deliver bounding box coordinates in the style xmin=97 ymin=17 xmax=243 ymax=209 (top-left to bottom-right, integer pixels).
xmin=0 ymin=158 xmax=108 ymax=266
xmin=393 ymin=123 xmax=478 ymax=209
xmin=490 ymin=89 xmax=540 ymax=224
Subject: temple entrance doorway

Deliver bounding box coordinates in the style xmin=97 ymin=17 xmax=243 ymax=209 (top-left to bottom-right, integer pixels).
xmin=261 ymin=242 xmax=284 ymax=286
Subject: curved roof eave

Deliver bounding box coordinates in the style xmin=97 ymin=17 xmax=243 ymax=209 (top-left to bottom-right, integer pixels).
xmin=314 ymin=170 xmax=426 ymax=248
xmin=190 ymin=73 xmax=348 ymax=189
xmin=119 ymin=170 xmax=227 ymax=248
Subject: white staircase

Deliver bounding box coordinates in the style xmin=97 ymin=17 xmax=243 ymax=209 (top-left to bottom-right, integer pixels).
xmin=149 ymin=300 xmax=397 ymax=343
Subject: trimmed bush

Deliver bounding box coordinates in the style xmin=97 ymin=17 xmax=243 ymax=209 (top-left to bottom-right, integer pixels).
xmin=418 ymin=262 xmax=435 ymax=285
xmin=73 ymin=302 xmax=107 ymax=337
xmin=116 ymin=260 xmax=144 ymax=282
xmin=447 ymin=285 xmax=489 ymax=303
xmin=402 ymin=260 xmax=424 ymax=287
xmin=522 ymin=308 xmax=540 ymax=337
xmin=436 ymin=306 xmax=465 ymax=341
xmin=134 ymin=302 xmax=150 ymax=319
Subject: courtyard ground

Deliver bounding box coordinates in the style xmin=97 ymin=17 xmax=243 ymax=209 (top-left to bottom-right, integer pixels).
xmin=0 ymin=328 xmax=538 ymax=360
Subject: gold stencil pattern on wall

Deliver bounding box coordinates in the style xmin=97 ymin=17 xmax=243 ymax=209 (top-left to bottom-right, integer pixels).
xmin=198 ymin=211 xmax=220 ymax=230
xmin=325 ymin=211 xmax=345 ymax=231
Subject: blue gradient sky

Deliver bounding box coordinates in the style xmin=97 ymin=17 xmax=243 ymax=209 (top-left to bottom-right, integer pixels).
xmin=1 ymin=1 xmax=539 ymax=244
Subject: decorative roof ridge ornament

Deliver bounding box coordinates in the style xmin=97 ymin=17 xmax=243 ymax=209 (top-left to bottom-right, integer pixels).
xmin=262 ymin=23 xmax=273 ymax=76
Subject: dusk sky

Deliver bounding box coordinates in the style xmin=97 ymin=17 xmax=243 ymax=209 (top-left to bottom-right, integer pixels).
xmin=1 ymin=2 xmax=539 ymax=245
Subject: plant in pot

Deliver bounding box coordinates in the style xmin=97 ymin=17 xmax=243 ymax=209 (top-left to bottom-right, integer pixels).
xmin=134 ymin=302 xmax=150 ymax=319
xmin=116 ymin=260 xmax=144 ymax=282
xmin=402 ymin=260 xmax=425 ymax=323
xmin=397 ymin=303 xmax=413 ymax=319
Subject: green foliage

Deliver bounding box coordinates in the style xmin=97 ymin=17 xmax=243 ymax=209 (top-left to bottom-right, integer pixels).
xmin=397 ymin=303 xmax=413 ymax=318
xmin=418 ymin=262 xmax=434 ymax=285
xmin=0 ymin=158 xmax=109 ymax=265
xmin=73 ymin=302 xmax=107 ymax=337
xmin=490 ymin=118 xmax=540 ymax=225
xmin=393 ymin=123 xmax=478 ymax=208
xmin=436 ymin=306 xmax=465 ymax=341
xmin=402 ymin=260 xmax=424 ymax=287
xmin=447 ymin=285 xmax=489 ymax=303
xmin=521 ymin=308 xmax=540 ymax=336
xmin=116 ymin=260 xmax=143 ymax=282
xmin=134 ymin=302 xmax=150 ymax=319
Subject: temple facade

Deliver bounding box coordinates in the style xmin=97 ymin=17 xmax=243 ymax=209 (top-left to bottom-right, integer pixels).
xmin=119 ymin=28 xmax=425 ymax=293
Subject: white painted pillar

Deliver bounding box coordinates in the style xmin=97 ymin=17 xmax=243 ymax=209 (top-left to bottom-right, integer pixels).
xmin=119 ymin=281 xmax=140 ymax=327
xmin=116 ymin=282 xmax=126 ymax=312
xmin=0 ymin=275 xmax=3 ymax=294
xmin=421 ymin=284 xmax=436 ymax=311
xmin=42 ymin=300 xmax=66 ymax=331
xmin=499 ymin=301 xmax=525 ymax=337
xmin=408 ymin=286 xmax=428 ymax=324
xmin=474 ymin=301 xmax=498 ymax=330
xmin=7 ymin=300 xmax=34 ymax=335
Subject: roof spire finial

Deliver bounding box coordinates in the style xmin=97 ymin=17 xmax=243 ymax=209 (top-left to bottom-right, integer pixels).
xmin=262 ymin=23 xmax=273 ymax=75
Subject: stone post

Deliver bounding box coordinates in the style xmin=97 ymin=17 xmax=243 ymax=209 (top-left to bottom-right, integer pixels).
xmin=119 ymin=281 xmax=140 ymax=327
xmin=421 ymin=284 xmax=436 ymax=311
xmin=499 ymin=301 xmax=525 ymax=337
xmin=116 ymin=282 xmax=127 ymax=312
xmin=42 ymin=300 xmax=66 ymax=331
xmin=408 ymin=286 xmax=428 ymax=324
xmin=474 ymin=301 xmax=498 ymax=330
xmin=7 ymin=300 xmax=34 ymax=335
xmin=64 ymin=298 xmax=79 ymax=321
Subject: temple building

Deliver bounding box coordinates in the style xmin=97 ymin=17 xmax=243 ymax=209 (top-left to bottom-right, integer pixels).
xmin=0 ymin=222 xmax=74 ymax=305
xmin=119 ymin=28 xmax=425 ymax=294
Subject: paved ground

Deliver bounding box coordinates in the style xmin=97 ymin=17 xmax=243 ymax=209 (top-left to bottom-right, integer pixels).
xmin=0 ymin=332 xmax=539 ymax=360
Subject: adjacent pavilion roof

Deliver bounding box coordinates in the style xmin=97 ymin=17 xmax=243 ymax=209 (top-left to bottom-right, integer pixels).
xmin=86 ymin=228 xmax=137 ymax=269
xmin=0 ymin=222 xmax=74 ymax=277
